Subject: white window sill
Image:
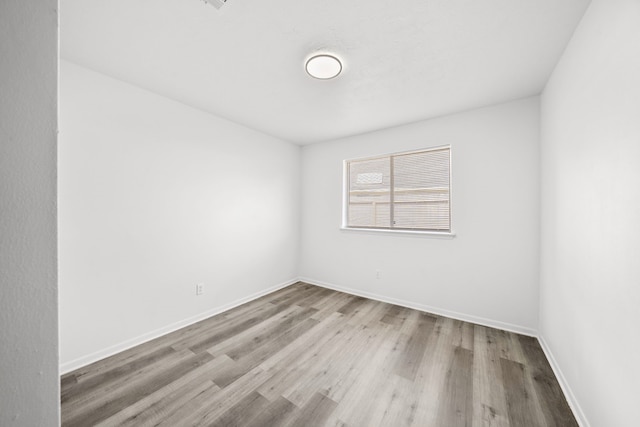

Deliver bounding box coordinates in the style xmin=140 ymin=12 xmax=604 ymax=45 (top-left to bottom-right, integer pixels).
xmin=340 ymin=227 xmax=456 ymax=239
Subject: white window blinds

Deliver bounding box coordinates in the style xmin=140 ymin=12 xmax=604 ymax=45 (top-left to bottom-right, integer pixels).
xmin=346 ymin=147 xmax=451 ymax=232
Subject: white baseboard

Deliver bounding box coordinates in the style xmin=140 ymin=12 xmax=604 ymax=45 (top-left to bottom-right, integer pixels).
xmin=299 ymin=277 xmax=537 ymax=337
xmin=538 ymin=335 xmax=590 ymax=427
xmin=61 ymin=275 xmax=586 ymax=427
xmin=59 ymin=278 xmax=299 ymax=375
xmin=301 ymin=277 xmax=589 ymax=425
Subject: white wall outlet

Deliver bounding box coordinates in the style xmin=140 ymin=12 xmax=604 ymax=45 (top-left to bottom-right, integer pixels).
xmin=376 ymin=270 xmax=381 ymax=279
xmin=196 ymin=283 xmax=204 ymax=296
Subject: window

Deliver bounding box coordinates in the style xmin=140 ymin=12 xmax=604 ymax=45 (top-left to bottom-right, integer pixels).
xmin=344 ymin=146 xmax=451 ymax=232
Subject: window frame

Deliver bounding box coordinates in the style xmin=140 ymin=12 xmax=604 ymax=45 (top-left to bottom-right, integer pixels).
xmin=341 ymin=145 xmax=455 ymax=237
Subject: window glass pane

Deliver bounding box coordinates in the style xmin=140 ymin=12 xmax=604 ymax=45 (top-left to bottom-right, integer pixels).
xmin=392 ymin=148 xmax=450 ymax=230
xmin=348 ymin=157 xmax=390 ymax=228
xmin=345 ymin=147 xmax=451 ymax=232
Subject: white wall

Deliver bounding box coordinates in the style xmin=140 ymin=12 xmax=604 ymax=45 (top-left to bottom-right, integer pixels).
xmin=300 ymin=97 xmax=540 ymax=333
xmin=0 ymin=2 xmax=59 ymax=425
xmin=59 ymin=61 xmax=300 ymax=370
xmin=540 ymin=0 xmax=640 ymax=425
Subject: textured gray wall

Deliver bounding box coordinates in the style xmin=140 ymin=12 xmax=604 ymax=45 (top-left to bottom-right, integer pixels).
xmin=0 ymin=2 xmax=59 ymax=425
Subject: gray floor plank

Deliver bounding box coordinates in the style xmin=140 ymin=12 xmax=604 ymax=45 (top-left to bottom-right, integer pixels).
xmin=394 ymin=312 xmax=437 ymax=381
xmin=500 ymin=358 xmax=548 ymax=427
xmin=285 ymin=392 xmax=339 ymax=427
xmin=64 ymin=350 xmax=215 ymax=426
xmin=207 ymin=390 xmax=271 ymax=427
xmin=436 ymin=346 xmax=474 ymax=427
xmin=244 ymin=395 xmax=299 ymax=427
xmin=518 ymin=335 xmax=580 ymax=427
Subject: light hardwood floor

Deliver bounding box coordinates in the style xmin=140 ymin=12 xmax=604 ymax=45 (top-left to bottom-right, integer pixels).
xmin=61 ymin=282 xmax=578 ymax=426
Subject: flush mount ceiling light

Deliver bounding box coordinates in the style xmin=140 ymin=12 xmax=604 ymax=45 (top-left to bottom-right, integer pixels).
xmin=305 ymin=54 xmax=342 ymax=80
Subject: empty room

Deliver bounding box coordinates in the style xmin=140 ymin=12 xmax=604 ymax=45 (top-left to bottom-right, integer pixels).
xmin=1 ymin=0 xmax=639 ymax=426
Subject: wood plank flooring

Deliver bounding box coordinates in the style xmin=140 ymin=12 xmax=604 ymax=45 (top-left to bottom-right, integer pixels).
xmin=61 ymin=282 xmax=578 ymax=427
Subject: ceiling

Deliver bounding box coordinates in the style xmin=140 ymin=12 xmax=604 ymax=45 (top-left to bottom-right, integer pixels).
xmin=61 ymin=0 xmax=590 ymax=145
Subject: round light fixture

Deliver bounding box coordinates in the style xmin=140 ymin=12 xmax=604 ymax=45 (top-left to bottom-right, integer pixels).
xmin=305 ymin=54 xmax=342 ymax=80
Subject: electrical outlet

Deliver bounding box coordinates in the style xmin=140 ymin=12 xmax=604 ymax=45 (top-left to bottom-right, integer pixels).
xmin=196 ymin=283 xmax=204 ymax=296
xmin=376 ymin=270 xmax=381 ymax=279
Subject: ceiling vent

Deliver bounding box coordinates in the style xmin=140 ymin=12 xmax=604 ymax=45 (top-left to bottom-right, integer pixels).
xmin=203 ymin=0 xmax=227 ymax=9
